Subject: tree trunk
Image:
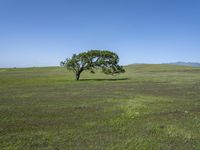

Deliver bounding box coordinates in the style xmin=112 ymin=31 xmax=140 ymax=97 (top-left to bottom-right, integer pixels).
xmin=75 ymin=68 xmax=84 ymax=81
xmin=76 ymin=72 xmax=80 ymax=80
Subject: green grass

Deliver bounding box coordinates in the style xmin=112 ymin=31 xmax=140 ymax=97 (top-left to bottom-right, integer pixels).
xmin=0 ymin=64 xmax=200 ymax=150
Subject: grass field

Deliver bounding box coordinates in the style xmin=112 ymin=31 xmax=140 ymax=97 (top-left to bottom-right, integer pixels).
xmin=0 ymin=64 xmax=200 ymax=150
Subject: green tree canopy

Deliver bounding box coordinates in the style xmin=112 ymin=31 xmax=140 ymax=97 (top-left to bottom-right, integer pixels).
xmin=61 ymin=50 xmax=125 ymax=80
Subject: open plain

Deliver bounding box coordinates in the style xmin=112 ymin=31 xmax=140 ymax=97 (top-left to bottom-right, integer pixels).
xmin=0 ymin=64 xmax=200 ymax=150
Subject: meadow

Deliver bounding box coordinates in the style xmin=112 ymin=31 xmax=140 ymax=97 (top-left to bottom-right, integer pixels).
xmin=0 ymin=64 xmax=200 ymax=150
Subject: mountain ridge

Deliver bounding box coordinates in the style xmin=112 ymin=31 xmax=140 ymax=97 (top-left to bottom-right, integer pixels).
xmin=164 ymin=62 xmax=200 ymax=67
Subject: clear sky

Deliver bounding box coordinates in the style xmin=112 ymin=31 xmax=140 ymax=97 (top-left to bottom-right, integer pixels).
xmin=0 ymin=0 xmax=200 ymax=67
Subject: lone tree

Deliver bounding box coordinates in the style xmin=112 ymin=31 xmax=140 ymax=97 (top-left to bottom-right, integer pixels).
xmin=61 ymin=50 xmax=125 ymax=80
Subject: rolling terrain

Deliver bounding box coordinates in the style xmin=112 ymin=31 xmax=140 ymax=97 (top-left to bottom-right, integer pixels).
xmin=0 ymin=64 xmax=200 ymax=150
xmin=165 ymin=62 xmax=200 ymax=67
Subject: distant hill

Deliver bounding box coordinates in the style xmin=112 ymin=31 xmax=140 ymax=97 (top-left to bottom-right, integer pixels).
xmin=164 ymin=62 xmax=200 ymax=67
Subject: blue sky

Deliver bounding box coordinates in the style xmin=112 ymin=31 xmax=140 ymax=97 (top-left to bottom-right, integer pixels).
xmin=0 ymin=0 xmax=200 ymax=67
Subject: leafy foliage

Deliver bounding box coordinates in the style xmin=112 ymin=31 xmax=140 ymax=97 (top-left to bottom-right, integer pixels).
xmin=61 ymin=50 xmax=125 ymax=80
